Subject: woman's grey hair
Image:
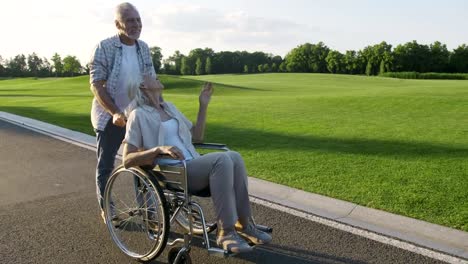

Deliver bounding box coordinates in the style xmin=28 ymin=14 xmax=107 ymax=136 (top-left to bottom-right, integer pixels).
xmin=125 ymin=74 xmax=147 ymax=116
xmin=114 ymin=2 xmax=138 ymax=22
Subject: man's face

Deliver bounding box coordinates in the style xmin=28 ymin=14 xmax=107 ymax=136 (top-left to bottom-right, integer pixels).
xmin=116 ymin=8 xmax=142 ymax=40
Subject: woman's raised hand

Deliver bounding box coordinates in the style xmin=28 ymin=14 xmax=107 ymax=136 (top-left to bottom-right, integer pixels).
xmin=199 ymin=82 xmax=213 ymax=106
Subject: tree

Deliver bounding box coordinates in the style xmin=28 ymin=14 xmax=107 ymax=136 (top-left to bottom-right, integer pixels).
xmin=271 ymin=55 xmax=283 ymax=66
xmin=343 ymin=50 xmax=360 ymax=74
xmin=257 ymin=64 xmax=264 ymax=73
xmin=7 ymin=54 xmax=27 ymax=77
xmin=180 ymin=57 xmax=191 ymax=75
xmin=205 ymin=57 xmax=212 ymax=74
xmin=83 ymin=62 xmax=90 ymax=75
xmin=365 ymin=61 xmax=372 ymax=76
xmin=38 ymin=57 xmax=52 ymax=77
xmin=243 ymin=65 xmax=249 ymax=73
xmin=271 ymin=63 xmax=278 ymax=72
xmin=187 ymin=48 xmax=214 ymax=75
xmin=27 ymin=53 xmax=43 ymax=77
xmin=51 ymin=53 xmax=63 ymax=77
xmin=279 ymin=62 xmax=287 ymax=72
xmin=167 ymin=50 xmax=183 ymax=75
xmin=263 ymin=63 xmax=271 ymax=72
xmin=212 ymin=51 xmax=242 ymax=74
xmin=284 ymin=42 xmax=330 ymax=73
xmin=360 ymin=41 xmax=392 ymax=76
xmin=428 ymin=41 xmax=450 ymax=72
xmin=150 ymin=46 xmax=163 ymax=71
xmin=450 ymin=44 xmax=468 ymax=73
xmin=393 ymin=41 xmax=430 ymax=72
xmin=195 ymin=57 xmax=204 ymax=75
xmin=325 ymin=50 xmax=344 ymax=73
xmin=62 ymin=55 xmax=82 ymax=77
xmin=0 ymin=55 xmax=5 ymax=77
xmin=379 ymin=60 xmax=386 ymax=75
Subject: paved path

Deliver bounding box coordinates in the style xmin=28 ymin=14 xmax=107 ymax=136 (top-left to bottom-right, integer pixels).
xmin=0 ymin=120 xmax=454 ymax=264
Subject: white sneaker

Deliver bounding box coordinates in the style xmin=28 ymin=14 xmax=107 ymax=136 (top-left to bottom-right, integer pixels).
xmin=236 ymin=223 xmax=272 ymax=245
xmin=216 ymin=231 xmax=253 ymax=253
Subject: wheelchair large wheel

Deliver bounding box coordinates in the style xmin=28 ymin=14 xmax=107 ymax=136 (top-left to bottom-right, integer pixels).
xmin=104 ymin=166 xmax=170 ymax=262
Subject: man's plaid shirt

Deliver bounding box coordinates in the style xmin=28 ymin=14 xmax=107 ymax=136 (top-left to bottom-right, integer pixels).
xmin=89 ymin=34 xmax=156 ymax=131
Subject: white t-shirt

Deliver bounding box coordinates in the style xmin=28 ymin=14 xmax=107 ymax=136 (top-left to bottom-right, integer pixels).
xmin=115 ymin=44 xmax=140 ymax=112
xmin=159 ymin=118 xmax=194 ymax=165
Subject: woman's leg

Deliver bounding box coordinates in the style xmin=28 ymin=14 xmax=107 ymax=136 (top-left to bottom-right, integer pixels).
xmin=186 ymin=152 xmax=237 ymax=230
xmin=225 ymin=151 xmax=252 ymax=226
xmin=225 ymin=151 xmax=273 ymax=245
xmin=186 ymin=152 xmax=261 ymax=251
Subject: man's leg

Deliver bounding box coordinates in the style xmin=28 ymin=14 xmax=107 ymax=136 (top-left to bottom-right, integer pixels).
xmin=95 ymin=120 xmax=126 ymax=211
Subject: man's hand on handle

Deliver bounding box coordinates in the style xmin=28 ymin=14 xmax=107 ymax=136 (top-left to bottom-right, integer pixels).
xmin=112 ymin=112 xmax=126 ymax=127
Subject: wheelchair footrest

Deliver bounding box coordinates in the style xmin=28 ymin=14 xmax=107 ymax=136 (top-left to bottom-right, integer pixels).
xmin=207 ymin=247 xmax=230 ymax=258
xmin=255 ymin=224 xmax=273 ymax=233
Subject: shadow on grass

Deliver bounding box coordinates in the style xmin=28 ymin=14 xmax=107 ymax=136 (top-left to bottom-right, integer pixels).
xmin=166 ymin=75 xmax=269 ymax=91
xmin=0 ymin=89 xmax=37 ymax=92
xmin=1 ymin=106 xmax=466 ymax=159
xmin=207 ymin=124 xmax=468 ymax=159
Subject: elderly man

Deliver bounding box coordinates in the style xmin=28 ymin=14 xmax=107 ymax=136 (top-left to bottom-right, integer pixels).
xmin=89 ymin=2 xmax=157 ymax=223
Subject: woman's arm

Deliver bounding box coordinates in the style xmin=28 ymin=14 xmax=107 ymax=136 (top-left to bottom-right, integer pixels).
xmin=123 ymin=143 xmax=185 ymax=168
xmin=192 ymin=82 xmax=213 ymax=143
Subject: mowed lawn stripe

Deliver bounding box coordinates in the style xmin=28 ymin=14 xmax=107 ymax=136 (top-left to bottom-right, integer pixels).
xmin=0 ymin=73 xmax=467 ymax=231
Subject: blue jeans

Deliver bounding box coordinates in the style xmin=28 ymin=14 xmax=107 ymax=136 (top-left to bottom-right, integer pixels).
xmin=95 ymin=119 xmax=126 ymax=209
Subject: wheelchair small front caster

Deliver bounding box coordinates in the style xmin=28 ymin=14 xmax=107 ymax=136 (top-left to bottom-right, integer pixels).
xmin=168 ymin=247 xmax=192 ymax=264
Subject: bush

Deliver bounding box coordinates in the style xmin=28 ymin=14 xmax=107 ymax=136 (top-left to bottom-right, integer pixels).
xmin=380 ymin=72 xmax=468 ymax=80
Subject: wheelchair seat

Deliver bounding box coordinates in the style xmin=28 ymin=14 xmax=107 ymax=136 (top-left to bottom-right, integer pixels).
xmin=147 ymin=164 xmax=212 ymax=197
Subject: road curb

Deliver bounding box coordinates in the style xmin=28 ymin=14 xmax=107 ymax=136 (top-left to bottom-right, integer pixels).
xmin=1 ymin=111 xmax=467 ymax=261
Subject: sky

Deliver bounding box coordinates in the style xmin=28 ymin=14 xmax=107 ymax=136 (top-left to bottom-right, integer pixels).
xmin=1 ymin=0 xmax=467 ymax=64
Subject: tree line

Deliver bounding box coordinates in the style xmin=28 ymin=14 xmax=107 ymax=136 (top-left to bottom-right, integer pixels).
xmin=0 ymin=53 xmax=83 ymax=77
xmin=1 ymin=40 xmax=467 ymax=78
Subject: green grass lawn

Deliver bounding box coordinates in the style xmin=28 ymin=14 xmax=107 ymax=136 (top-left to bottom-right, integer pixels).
xmin=0 ymin=73 xmax=467 ymax=231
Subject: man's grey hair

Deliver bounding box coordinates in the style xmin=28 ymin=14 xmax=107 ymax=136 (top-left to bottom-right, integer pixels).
xmin=114 ymin=2 xmax=138 ymax=22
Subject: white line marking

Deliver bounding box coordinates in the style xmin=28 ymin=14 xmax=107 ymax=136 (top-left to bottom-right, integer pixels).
xmin=250 ymin=196 xmax=467 ymax=264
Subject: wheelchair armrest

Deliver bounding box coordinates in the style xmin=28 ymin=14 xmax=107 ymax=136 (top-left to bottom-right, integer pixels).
xmin=192 ymin=143 xmax=230 ymax=151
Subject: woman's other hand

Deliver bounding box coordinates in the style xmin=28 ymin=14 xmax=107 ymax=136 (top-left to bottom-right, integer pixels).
xmin=154 ymin=146 xmax=185 ymax=160
xmin=199 ymin=82 xmax=213 ymax=106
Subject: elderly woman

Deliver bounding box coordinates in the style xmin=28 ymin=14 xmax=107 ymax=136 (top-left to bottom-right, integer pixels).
xmin=122 ymin=75 xmax=272 ymax=253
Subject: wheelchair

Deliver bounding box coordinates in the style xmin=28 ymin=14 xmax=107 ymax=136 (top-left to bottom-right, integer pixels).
xmin=102 ymin=143 xmax=273 ymax=264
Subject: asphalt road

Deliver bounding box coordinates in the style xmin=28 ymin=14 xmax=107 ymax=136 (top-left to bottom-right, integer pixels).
xmin=0 ymin=120 xmax=446 ymax=264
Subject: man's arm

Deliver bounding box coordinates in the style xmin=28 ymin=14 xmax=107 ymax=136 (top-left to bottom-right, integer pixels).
xmin=89 ymin=41 xmax=126 ymax=127
xmin=90 ymin=80 xmax=126 ymax=127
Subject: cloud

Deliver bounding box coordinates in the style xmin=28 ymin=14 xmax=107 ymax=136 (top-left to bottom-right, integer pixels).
xmin=144 ymin=4 xmax=319 ymax=57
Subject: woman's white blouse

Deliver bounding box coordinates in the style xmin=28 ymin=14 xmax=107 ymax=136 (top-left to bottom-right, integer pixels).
xmin=123 ymin=102 xmax=200 ymax=165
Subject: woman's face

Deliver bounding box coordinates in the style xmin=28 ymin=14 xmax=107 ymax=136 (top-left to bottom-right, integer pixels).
xmin=140 ymin=75 xmax=164 ymax=100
